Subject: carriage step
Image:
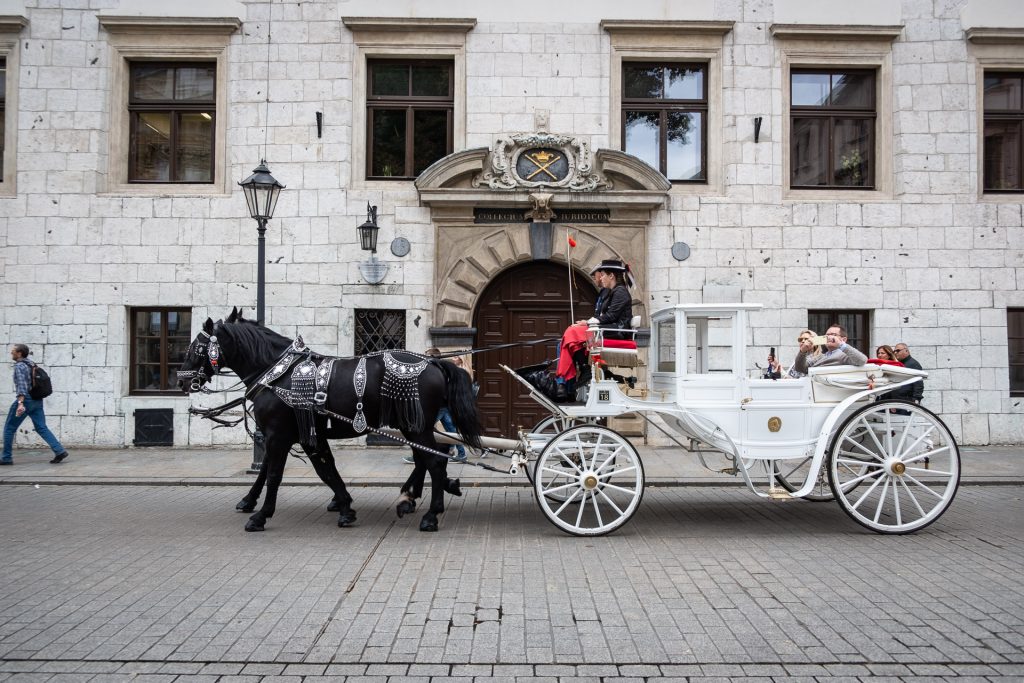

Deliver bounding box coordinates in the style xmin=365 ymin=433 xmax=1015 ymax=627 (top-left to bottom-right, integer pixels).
xmin=767 ymin=489 xmax=796 ymax=501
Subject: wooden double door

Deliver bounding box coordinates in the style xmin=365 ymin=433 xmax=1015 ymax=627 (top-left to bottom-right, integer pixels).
xmin=473 ymin=261 xmax=598 ymax=437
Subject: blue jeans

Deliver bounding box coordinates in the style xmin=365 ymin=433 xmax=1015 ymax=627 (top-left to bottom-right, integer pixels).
xmin=2 ymin=398 xmax=66 ymax=461
xmin=436 ymin=407 xmax=465 ymax=458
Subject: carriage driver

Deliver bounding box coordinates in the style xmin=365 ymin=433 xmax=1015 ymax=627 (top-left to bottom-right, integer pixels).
xmin=553 ymin=259 xmax=634 ymax=400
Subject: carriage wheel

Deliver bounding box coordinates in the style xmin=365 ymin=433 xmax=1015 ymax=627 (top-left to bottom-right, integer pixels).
xmin=773 ymin=456 xmax=834 ymax=501
xmin=533 ymin=425 xmax=644 ymax=536
xmin=827 ymin=400 xmax=960 ymax=534
xmin=525 ymin=416 xmax=592 ymax=495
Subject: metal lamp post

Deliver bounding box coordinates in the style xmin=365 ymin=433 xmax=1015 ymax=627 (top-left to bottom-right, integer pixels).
xmin=238 ymin=160 xmax=284 ymax=473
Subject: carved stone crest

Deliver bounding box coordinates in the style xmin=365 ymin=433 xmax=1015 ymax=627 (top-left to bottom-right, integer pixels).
xmin=526 ymin=192 xmax=554 ymax=222
xmin=473 ymin=133 xmax=606 ymax=191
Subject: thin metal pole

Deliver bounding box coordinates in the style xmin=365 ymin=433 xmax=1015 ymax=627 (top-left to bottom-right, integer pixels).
xmin=256 ymin=217 xmax=267 ymax=325
xmin=250 ymin=217 xmax=268 ymax=474
xmin=566 ymin=227 xmax=575 ymax=323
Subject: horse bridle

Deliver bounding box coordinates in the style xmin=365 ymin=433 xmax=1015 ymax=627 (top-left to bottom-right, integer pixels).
xmin=176 ymin=329 xmax=223 ymax=392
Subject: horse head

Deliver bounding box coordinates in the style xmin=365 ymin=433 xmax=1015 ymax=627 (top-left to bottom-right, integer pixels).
xmin=176 ymin=317 xmax=224 ymax=393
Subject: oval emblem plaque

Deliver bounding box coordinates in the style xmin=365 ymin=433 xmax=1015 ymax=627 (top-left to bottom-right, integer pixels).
xmin=767 ymin=417 xmax=782 ymax=433
xmin=515 ymin=147 xmax=569 ymax=185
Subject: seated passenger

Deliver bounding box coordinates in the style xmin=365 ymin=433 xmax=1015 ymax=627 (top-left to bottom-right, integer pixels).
xmin=790 ymin=324 xmax=867 ymax=377
xmin=553 ymin=259 xmax=634 ymax=400
xmin=773 ymin=329 xmax=822 ymax=379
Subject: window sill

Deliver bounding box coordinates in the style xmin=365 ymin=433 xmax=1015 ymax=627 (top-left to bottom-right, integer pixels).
xmin=783 ymin=187 xmax=892 ymax=202
xmin=980 ymin=192 xmax=1024 ymax=203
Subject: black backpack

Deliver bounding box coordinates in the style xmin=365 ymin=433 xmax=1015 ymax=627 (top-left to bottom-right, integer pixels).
xmin=29 ymin=364 xmax=53 ymax=400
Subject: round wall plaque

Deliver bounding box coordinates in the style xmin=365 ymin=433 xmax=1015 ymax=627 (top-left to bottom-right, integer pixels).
xmin=390 ymin=237 xmax=411 ymax=257
xmin=671 ymin=242 xmax=691 ymax=261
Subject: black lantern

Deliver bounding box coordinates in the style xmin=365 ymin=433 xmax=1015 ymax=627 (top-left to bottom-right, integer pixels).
xmin=358 ymin=203 xmax=380 ymax=253
xmin=239 ymin=160 xmax=285 ymax=222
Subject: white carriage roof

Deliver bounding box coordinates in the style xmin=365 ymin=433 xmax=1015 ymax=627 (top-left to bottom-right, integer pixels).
xmin=651 ymin=303 xmax=764 ymax=319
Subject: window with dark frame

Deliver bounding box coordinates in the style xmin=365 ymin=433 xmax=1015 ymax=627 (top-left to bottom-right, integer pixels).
xmin=1009 ymin=308 xmax=1024 ymax=396
xmin=983 ymin=72 xmax=1024 ymax=193
xmin=367 ymin=60 xmax=453 ymax=180
xmin=354 ymin=309 xmax=407 ymax=356
xmin=622 ymin=62 xmax=707 ymax=182
xmin=790 ymin=69 xmax=876 ymax=189
xmin=128 ymin=62 xmax=215 ymax=183
xmin=808 ymin=310 xmax=871 ymax=356
xmin=130 ymin=308 xmax=192 ymax=394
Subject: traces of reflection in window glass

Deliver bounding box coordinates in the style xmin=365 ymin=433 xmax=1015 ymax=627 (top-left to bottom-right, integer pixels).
xmin=371 ymin=109 xmax=406 ymax=177
xmin=667 ymin=111 xmax=703 ymax=180
xmin=984 ymin=120 xmax=1022 ymax=190
xmin=413 ymin=110 xmax=447 ymax=175
xmin=625 ymin=111 xmax=660 ymax=171
xmin=832 ymin=118 xmax=872 ymax=187
xmin=175 ymin=113 xmax=213 ymax=182
xmin=665 ymin=66 xmax=703 ymax=100
xmin=623 ymin=65 xmax=663 ymax=99
xmin=791 ymin=117 xmax=829 ymax=186
xmin=792 ymin=73 xmax=830 ymax=106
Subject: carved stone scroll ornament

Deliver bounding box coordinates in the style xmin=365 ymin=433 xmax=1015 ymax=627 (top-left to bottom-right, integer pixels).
xmin=473 ymin=133 xmax=606 ymax=191
xmin=526 ymin=192 xmax=554 ymax=222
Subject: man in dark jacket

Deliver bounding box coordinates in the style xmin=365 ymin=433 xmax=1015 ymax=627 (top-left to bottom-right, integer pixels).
xmin=890 ymin=342 xmax=924 ymax=403
xmin=2 ymin=344 xmax=68 ymax=465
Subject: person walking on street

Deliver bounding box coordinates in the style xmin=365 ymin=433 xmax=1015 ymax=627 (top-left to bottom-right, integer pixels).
xmin=404 ymin=349 xmax=467 ymax=464
xmin=2 ymin=344 xmax=68 ymax=465
xmin=890 ymin=342 xmax=925 ymax=403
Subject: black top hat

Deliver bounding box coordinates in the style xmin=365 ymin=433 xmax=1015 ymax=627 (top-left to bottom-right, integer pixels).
xmin=590 ymin=258 xmax=626 ymax=275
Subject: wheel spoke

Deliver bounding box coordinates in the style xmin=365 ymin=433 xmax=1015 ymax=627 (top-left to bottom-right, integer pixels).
xmin=541 ymin=480 xmax=580 ymax=496
xmin=903 ymin=445 xmax=949 ymax=464
xmin=898 ymin=477 xmax=927 ymax=517
xmin=552 ymin=446 xmax=583 ymax=474
xmin=575 ymin=491 xmax=586 ymax=527
xmin=839 ymin=466 xmax=883 ymax=490
xmin=896 ymin=424 xmax=936 ymax=460
xmin=594 ymin=446 xmax=625 ymax=475
xmin=779 ymin=457 xmax=812 ymax=480
xmin=589 ymin=491 xmax=604 ymax=528
xmin=893 ymin=411 xmax=915 ymax=460
xmin=873 ymin=477 xmax=891 ymax=523
xmin=842 ymin=434 xmax=885 ymax=462
xmin=861 ymin=415 xmax=889 ymax=459
xmin=906 ymin=466 xmax=952 ymax=476
xmin=850 ymin=472 xmax=886 ymax=511
xmin=596 ymin=487 xmax=626 ymax=515
xmin=553 ymin=487 xmax=583 ymax=516
xmin=892 ymin=478 xmax=902 ymax=526
xmin=902 ymin=473 xmax=946 ymax=499
xmin=590 ymin=432 xmax=604 ymax=471
xmin=599 ymin=464 xmax=636 ymax=479
xmin=599 ymin=482 xmax=639 ymax=495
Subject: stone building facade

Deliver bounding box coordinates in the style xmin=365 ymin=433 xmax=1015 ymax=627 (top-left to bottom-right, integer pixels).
xmin=0 ymin=0 xmax=1022 ymax=447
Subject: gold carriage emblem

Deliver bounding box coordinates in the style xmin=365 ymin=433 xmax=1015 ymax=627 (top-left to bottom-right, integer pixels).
xmin=767 ymin=416 xmax=782 ymax=432
xmin=524 ymin=150 xmax=562 ymax=180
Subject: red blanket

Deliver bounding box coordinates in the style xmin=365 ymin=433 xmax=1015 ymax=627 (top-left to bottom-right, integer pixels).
xmin=556 ymin=324 xmax=589 ymax=381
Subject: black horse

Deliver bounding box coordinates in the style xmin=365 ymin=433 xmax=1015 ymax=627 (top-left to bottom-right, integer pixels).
xmin=177 ymin=308 xmax=482 ymax=532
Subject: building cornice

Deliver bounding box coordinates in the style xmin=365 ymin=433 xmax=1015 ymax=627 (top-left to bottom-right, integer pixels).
xmin=342 ymin=17 xmax=476 ymax=33
xmin=600 ymin=20 xmax=734 ymax=36
xmin=965 ymin=27 xmax=1024 ymax=44
xmin=0 ymin=15 xmax=27 ymax=32
xmin=770 ymin=24 xmax=904 ymax=41
xmin=97 ymin=15 xmax=241 ymax=34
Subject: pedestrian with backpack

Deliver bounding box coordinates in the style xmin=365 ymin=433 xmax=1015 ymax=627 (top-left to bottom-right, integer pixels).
xmin=2 ymin=344 xmax=68 ymax=465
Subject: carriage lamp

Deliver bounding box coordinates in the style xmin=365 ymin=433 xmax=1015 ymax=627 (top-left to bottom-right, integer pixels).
xmin=238 ymin=160 xmax=286 ymax=326
xmin=357 ymin=203 xmax=389 ymax=284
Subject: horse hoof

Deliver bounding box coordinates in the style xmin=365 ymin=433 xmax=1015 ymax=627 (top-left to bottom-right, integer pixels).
xmin=327 ymin=499 xmax=340 ymax=512
xmin=245 ymin=520 xmax=265 ymax=532
xmin=236 ymin=499 xmax=255 ymax=513
xmin=445 ymin=478 xmax=462 ymax=497
xmin=396 ymin=500 xmax=416 ymax=518
xmin=337 ymin=511 xmax=357 ymax=527
xmin=419 ymin=519 xmax=439 ymax=532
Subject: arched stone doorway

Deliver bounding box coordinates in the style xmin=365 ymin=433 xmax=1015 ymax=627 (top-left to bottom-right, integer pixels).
xmin=473 ymin=261 xmax=598 ymax=437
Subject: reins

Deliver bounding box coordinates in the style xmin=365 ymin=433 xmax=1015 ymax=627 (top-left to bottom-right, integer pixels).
xmin=432 ymin=336 xmax=560 ymax=360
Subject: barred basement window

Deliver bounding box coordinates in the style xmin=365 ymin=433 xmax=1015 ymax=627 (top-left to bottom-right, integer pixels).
xmin=807 ymin=309 xmax=871 ymax=356
xmin=130 ymin=307 xmax=192 ymax=394
xmin=354 ymin=309 xmax=406 ymax=355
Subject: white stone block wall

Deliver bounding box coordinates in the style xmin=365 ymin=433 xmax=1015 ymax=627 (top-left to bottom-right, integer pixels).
xmin=0 ymin=0 xmax=1022 ymax=447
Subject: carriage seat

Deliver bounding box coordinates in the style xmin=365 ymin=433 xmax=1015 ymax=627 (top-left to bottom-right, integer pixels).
xmin=588 ymin=315 xmax=642 ymax=368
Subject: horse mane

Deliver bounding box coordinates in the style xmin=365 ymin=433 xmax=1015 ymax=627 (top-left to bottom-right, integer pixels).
xmin=220 ymin=318 xmax=292 ymax=361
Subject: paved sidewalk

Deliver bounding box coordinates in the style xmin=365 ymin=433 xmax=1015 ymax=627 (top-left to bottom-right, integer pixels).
xmin=0 ymin=442 xmax=1020 ymax=487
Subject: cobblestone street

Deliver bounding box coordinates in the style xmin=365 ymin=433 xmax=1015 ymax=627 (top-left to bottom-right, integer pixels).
xmin=0 ymin=484 xmax=1021 ymax=681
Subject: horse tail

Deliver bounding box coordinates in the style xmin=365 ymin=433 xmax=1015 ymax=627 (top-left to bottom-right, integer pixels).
xmin=438 ymin=360 xmax=483 ymax=450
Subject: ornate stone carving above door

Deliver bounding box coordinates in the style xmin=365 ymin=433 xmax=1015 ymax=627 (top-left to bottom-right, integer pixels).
xmin=414 ymin=135 xmax=671 ymax=331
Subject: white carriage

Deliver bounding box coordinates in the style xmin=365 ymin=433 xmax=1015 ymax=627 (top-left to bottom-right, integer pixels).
xmin=491 ymin=303 xmax=960 ymax=537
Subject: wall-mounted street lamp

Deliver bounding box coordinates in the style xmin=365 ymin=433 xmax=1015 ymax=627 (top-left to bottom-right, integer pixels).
xmin=238 ymin=160 xmax=285 ymax=325
xmin=357 ymin=203 xmax=389 ymax=284
xmin=238 ymin=159 xmax=284 ymax=475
